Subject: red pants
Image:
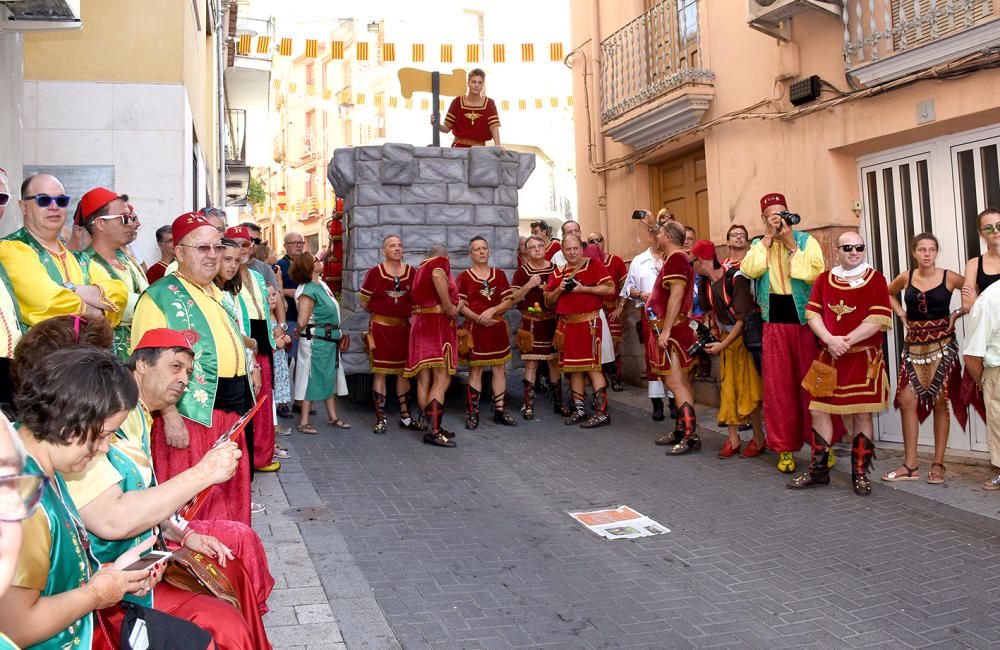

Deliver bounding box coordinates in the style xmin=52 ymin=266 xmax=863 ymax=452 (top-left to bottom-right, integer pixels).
xmin=252 ymin=353 xmax=275 ymax=469
xmin=761 ymin=323 xmax=818 ymax=453
xmin=189 ymin=518 xmax=275 ymax=615
xmin=152 ymin=410 xmax=251 ymax=526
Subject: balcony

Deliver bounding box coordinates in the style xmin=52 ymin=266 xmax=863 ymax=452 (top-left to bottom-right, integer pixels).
xmin=844 ymin=0 xmax=1000 ymax=86
xmin=599 ymin=0 xmax=714 ymax=150
xmin=232 ymin=15 xmax=275 ymax=70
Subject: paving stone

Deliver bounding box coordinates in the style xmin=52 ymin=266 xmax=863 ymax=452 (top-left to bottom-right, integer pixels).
xmin=296 ymin=603 xmax=337 ymax=624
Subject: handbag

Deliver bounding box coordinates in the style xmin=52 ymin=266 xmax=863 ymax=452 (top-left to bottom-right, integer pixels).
xmin=514 ymin=328 xmax=534 ymax=354
xmin=801 ymin=353 xmax=837 ymax=397
xmin=741 ymin=311 xmax=763 ymax=352
xmin=552 ymin=328 xmax=565 ymax=352
xmin=163 ymin=547 xmax=241 ymax=613
xmin=457 ymin=328 xmax=474 ymax=356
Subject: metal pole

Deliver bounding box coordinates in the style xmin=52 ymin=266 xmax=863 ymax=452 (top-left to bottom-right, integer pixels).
xmin=431 ymin=71 xmax=441 ymax=147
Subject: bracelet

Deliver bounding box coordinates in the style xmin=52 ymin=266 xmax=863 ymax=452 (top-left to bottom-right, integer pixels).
xmin=181 ymin=529 xmax=196 ymax=547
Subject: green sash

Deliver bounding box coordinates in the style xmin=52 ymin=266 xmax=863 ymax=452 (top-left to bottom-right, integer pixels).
xmin=222 ymin=291 xmax=251 ymax=338
xmin=0 ymin=263 xmax=24 ymax=341
xmin=144 ymin=277 xmax=226 ymax=427
xmin=85 ymin=246 xmax=147 ymax=360
xmin=23 ymin=455 xmax=96 ymax=650
xmin=0 ymin=631 xmax=19 ymax=649
xmin=3 ymin=227 xmax=91 ymax=286
xmin=246 ymin=268 xmax=276 ymax=349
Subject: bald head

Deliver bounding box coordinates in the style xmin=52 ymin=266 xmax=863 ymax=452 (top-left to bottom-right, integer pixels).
xmin=428 ymin=243 xmax=448 ymax=259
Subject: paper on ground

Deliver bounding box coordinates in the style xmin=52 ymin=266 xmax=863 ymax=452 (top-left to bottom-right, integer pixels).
xmin=569 ymin=505 xmax=669 ymax=540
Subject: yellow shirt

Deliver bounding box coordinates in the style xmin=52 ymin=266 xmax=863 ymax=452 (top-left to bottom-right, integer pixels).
xmin=63 ymin=453 xmax=122 ymax=511
xmin=0 ymin=239 xmax=128 ymax=327
xmin=0 ymin=279 xmax=21 ymax=358
xmin=131 ymin=273 xmax=247 ymax=377
xmin=739 ymin=235 xmax=825 ymax=294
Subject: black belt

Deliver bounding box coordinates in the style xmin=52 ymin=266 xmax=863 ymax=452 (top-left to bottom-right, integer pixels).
xmin=302 ymin=323 xmax=341 ymax=343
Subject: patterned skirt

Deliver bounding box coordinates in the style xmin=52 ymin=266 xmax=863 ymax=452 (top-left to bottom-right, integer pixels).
xmin=895 ymin=318 xmax=968 ymax=429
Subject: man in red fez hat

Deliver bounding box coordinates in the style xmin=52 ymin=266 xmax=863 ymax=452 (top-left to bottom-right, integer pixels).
xmin=0 ymin=174 xmax=127 ymax=331
xmin=78 ymin=187 xmax=148 ymax=360
xmin=0 ymin=168 xmax=21 ymax=413
xmin=131 ymin=212 xmax=261 ymax=525
xmin=740 ymin=193 xmax=829 ymax=475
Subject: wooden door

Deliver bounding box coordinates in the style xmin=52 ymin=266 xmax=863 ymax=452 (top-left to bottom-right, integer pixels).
xmin=651 ymin=147 xmax=709 ymax=238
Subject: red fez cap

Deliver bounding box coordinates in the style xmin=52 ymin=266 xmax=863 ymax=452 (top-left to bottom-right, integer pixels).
xmin=690 ymin=240 xmax=717 ymax=262
xmin=760 ymin=193 xmax=787 ymax=212
xmin=172 ymin=212 xmax=213 ymax=244
xmin=134 ymin=328 xmax=194 ymax=351
xmin=74 ymin=187 xmax=127 ymax=227
xmin=225 ymin=225 xmax=252 ymax=241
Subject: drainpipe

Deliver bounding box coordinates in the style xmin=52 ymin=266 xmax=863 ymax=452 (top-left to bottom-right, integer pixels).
xmin=217 ymin=0 xmax=226 ymax=212
xmin=590 ymin=0 xmax=609 ymax=241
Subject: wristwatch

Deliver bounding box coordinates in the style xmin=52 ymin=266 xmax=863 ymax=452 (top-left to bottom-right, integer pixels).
xmin=63 ymin=282 xmax=77 ymax=292
xmin=279 ymin=323 xmax=289 ymax=332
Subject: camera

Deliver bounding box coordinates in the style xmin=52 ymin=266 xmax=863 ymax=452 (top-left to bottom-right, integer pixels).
xmin=686 ymin=320 xmax=719 ymax=357
xmin=778 ymin=210 xmax=801 ymax=226
xmin=563 ymin=277 xmax=578 ymax=292
xmin=631 ymin=210 xmax=648 ymax=220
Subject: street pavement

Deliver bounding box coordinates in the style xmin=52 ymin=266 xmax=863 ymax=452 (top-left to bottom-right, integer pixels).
xmin=256 ymin=381 xmax=1000 ymax=649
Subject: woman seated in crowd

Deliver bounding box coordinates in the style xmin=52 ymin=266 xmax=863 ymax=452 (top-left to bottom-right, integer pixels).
xmin=291 ymin=252 xmax=351 ymax=434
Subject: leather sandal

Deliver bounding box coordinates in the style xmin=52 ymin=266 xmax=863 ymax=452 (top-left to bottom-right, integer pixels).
xmin=328 ymin=419 xmax=352 ymax=429
xmin=927 ymin=462 xmax=946 ymax=485
xmin=297 ymin=424 xmax=318 ymax=434
xmin=881 ymin=464 xmax=919 ymax=482
xmin=423 ymin=432 xmax=456 ymax=447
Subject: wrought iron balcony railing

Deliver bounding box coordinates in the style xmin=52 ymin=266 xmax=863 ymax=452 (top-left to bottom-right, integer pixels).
xmin=843 ymin=0 xmax=1000 ymax=74
xmin=599 ymin=0 xmax=714 ymax=124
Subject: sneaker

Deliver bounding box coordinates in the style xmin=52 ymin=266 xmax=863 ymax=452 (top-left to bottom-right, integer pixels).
xmin=256 ymin=461 xmax=281 ymax=472
xmin=777 ymin=452 xmax=795 ymax=474
xmin=250 ymin=502 xmax=266 ymax=514
xmin=827 ymin=447 xmax=837 ymax=469
xmin=275 ymin=424 xmax=292 ymax=436
xmin=983 ymin=475 xmax=1000 ymax=491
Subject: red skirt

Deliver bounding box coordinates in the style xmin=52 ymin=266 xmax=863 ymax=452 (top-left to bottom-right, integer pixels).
xmin=189 ymin=518 xmax=275 ymax=615
xmin=365 ymin=320 xmax=410 ymax=373
xmin=557 ymin=317 xmax=602 ymax=372
xmin=644 ymin=316 xmax=695 ymax=376
xmin=807 ymin=347 xmax=890 ymax=414
xmin=252 ymin=353 xmax=275 ymax=469
xmin=519 ymin=315 xmax=556 ymax=360
xmin=462 ymin=319 xmax=511 ymax=366
xmin=151 ymin=410 xmax=252 ymax=526
xmin=405 ymin=312 xmax=457 ymax=376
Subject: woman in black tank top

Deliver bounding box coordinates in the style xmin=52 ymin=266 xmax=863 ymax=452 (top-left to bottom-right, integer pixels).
xmin=884 ymin=233 xmax=965 ymax=485
xmin=961 ymin=207 xmax=1000 ymax=313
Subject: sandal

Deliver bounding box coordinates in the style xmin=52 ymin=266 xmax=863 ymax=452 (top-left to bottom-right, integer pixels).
xmin=927 ymin=462 xmax=946 ymax=485
xmin=328 ymin=419 xmax=352 ymax=429
xmin=881 ymin=464 xmax=919 ymax=482
xmin=296 ymin=424 xmax=318 ymax=435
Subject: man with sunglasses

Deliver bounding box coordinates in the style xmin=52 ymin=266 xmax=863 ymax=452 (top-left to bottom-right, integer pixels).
xmin=740 ymin=192 xmax=826 ymax=475
xmin=132 ymin=212 xmax=259 ymax=525
xmin=587 ymin=231 xmax=627 ymax=391
xmin=788 ymin=231 xmax=892 ymax=496
xmin=78 ymin=187 xmax=149 ymax=360
xmin=0 ymin=173 xmax=127 ymax=331
xmin=0 ymin=169 xmax=23 ymax=416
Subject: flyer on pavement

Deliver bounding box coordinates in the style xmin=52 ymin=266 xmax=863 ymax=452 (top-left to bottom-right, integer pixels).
xmin=569 ymin=505 xmax=669 ymax=540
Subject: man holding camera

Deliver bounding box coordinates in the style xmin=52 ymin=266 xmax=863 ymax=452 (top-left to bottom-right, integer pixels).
xmin=544 ymin=234 xmax=615 ymax=428
xmin=740 ymin=193 xmax=826 ymax=474
xmin=691 ymin=240 xmax=765 ymax=458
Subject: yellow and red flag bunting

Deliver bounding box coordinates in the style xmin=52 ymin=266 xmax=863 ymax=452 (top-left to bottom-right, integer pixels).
xmin=238 ymin=34 xmax=251 ymax=55
xmin=278 ymin=38 xmax=292 ymax=56
xmin=305 ymin=39 xmax=318 ymax=58
xmin=330 ymin=40 xmax=345 ymax=59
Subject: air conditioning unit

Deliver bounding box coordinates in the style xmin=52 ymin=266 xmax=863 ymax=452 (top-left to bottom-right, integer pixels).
xmin=748 ymin=0 xmax=842 ymax=41
xmin=0 ymin=0 xmax=81 ymax=31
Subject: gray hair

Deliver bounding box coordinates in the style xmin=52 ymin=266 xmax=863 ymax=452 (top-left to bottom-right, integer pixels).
xmin=428 ymin=243 xmax=448 ymax=258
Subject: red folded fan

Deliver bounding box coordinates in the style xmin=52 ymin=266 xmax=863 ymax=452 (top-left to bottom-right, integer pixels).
xmin=176 ymin=397 xmax=267 ymax=521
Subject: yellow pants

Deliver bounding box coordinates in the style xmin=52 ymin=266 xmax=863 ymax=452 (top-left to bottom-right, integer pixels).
xmin=717 ymin=336 xmax=763 ymax=426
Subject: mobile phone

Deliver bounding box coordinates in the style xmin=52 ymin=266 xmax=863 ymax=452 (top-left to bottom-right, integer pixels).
xmin=124 ymin=550 xmax=172 ymax=572
xmin=631 ymin=210 xmax=647 ymax=220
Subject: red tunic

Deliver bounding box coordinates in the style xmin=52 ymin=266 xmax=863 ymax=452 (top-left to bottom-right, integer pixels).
xmin=546 ymin=259 xmax=612 ymax=372
xmin=602 ymin=253 xmax=628 ymax=342
xmin=543 ymin=239 xmax=561 ymax=262
xmin=457 ymin=267 xmax=513 ymax=366
xmin=146 ymin=259 xmax=168 ymax=284
xmin=405 ymin=256 xmax=459 ymax=376
xmin=804 ymin=267 xmax=893 ymax=413
xmin=360 ymin=263 xmax=413 ymax=374
xmin=512 ymin=262 xmax=557 ymax=360
xmin=645 ymin=251 xmax=696 ymax=376
xmin=444 ymin=96 xmax=500 ymax=147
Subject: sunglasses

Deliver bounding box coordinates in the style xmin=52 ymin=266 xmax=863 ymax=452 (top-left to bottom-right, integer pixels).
xmin=981 ymin=223 xmax=1000 ymax=235
xmin=24 ymin=194 xmax=71 ymax=208
xmin=838 ymin=244 xmax=866 ymax=252
xmin=588 ymin=237 xmax=604 ymax=244
xmin=251 ymin=237 xmax=262 ymax=245
xmin=178 ymin=243 xmax=226 ymax=255
xmin=97 ymin=213 xmax=139 ymax=225
xmin=237 ymin=241 xmax=254 ymax=249
xmin=0 ymin=192 xmax=9 ymax=207
xmin=0 ymin=473 xmax=48 ymax=522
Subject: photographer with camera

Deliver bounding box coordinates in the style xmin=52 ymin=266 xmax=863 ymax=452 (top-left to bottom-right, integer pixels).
xmin=645 ymin=221 xmax=701 ymax=456
xmin=690 ymin=241 xmax=765 ymax=459
xmin=544 ymin=234 xmax=616 ymax=428
xmin=740 ymin=193 xmax=826 ymax=475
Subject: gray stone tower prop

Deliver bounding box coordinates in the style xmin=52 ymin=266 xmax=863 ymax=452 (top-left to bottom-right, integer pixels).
xmin=328 ymin=143 xmax=535 ymax=375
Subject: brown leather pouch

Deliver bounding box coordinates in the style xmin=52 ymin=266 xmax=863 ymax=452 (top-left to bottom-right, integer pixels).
xmin=514 ymin=328 xmax=534 ymax=354
xmin=457 ymin=328 xmax=474 ymax=356
xmin=362 ymin=330 xmax=375 ymax=353
xmin=164 ymin=547 xmax=241 ymax=613
xmin=552 ymin=329 xmax=565 ymax=352
xmin=801 ymin=356 xmax=837 ymax=397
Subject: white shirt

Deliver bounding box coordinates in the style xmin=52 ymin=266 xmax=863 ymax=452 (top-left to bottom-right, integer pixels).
xmin=620 ymin=247 xmax=663 ymax=305
xmin=965 ymin=280 xmax=1000 ymax=368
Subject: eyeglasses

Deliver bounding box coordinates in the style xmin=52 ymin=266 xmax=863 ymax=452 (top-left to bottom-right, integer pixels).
xmin=23 ymin=194 xmax=71 ymax=208
xmin=981 ymin=223 xmax=1000 ymax=234
xmin=838 ymin=244 xmax=866 ymax=252
xmin=728 ymin=232 xmax=748 ymax=239
xmin=178 ymin=243 xmax=226 ymax=255
xmin=97 ymin=213 xmax=139 ymax=225
xmin=237 ymin=241 xmax=253 ymax=249
xmin=0 ymin=192 xmax=9 ymax=207
xmin=588 ymin=237 xmax=604 ymax=244
xmin=285 ymin=240 xmax=305 ymax=246
xmin=0 ymin=473 xmax=48 ymax=522
xmin=916 ymin=290 xmax=928 ymax=315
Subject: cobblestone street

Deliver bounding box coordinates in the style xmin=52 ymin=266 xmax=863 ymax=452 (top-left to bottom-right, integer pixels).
xmin=255 ymin=382 xmax=1000 ymax=649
